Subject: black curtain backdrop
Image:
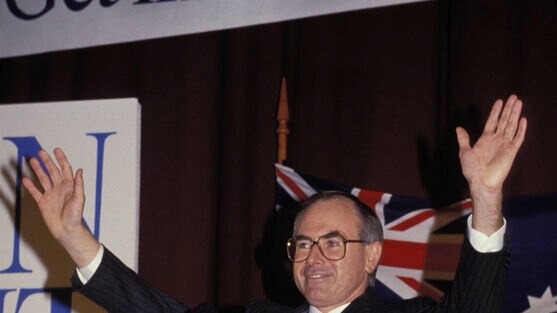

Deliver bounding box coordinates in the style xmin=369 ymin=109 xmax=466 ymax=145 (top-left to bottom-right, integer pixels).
xmin=1 ymin=0 xmax=556 ymax=311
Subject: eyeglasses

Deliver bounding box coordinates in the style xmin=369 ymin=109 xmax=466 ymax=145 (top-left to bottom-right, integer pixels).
xmin=286 ymin=233 xmax=366 ymax=262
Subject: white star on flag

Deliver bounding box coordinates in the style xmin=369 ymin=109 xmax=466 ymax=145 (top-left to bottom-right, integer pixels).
xmin=522 ymin=286 xmax=557 ymax=313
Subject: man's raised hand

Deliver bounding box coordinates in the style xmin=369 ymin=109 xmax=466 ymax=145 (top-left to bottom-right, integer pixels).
xmin=23 ymin=148 xmax=100 ymax=267
xmin=456 ymin=95 xmax=527 ymax=235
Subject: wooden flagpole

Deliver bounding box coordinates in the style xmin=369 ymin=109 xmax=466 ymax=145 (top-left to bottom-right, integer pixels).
xmin=276 ymin=77 xmax=289 ymax=165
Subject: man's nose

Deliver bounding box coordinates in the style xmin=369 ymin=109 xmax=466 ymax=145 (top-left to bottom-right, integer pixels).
xmin=306 ymin=244 xmax=325 ymax=264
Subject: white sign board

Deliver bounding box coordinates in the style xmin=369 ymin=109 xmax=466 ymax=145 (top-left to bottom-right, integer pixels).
xmin=0 ymin=99 xmax=141 ymax=313
xmin=0 ymin=0 xmax=428 ymax=58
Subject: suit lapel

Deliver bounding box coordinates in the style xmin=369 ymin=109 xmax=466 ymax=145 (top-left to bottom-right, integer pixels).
xmin=341 ymin=288 xmax=384 ymax=313
xmin=282 ymin=303 xmax=309 ymax=313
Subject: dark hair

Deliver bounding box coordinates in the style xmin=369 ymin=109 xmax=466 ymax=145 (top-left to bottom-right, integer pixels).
xmin=293 ymin=190 xmax=384 ymax=244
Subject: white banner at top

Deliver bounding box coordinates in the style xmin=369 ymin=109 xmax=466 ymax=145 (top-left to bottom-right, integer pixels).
xmin=0 ymin=0 xmax=426 ymax=59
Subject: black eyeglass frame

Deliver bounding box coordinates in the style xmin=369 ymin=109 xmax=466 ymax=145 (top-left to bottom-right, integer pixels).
xmin=286 ymin=233 xmax=366 ymax=263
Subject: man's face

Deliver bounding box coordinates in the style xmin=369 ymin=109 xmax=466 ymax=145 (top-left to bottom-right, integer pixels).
xmin=292 ymin=198 xmax=381 ymax=312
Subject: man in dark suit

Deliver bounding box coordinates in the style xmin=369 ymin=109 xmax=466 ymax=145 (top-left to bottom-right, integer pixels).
xmin=23 ymin=95 xmax=527 ymax=313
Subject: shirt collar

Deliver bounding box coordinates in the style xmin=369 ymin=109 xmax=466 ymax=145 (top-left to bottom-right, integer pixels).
xmin=308 ymin=302 xmax=350 ymax=313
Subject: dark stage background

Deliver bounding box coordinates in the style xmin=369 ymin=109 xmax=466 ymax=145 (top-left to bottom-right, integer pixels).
xmin=1 ymin=0 xmax=556 ymax=310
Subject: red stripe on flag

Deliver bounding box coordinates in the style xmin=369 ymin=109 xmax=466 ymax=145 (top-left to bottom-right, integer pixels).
xmin=380 ymin=240 xmax=461 ymax=272
xmin=397 ymin=276 xmax=443 ymax=301
xmin=381 ymin=240 xmax=427 ymax=269
xmin=357 ymin=190 xmax=384 ymax=209
xmin=388 ymin=210 xmax=435 ymax=231
xmin=276 ymin=167 xmax=310 ymax=201
xmin=459 ymin=200 xmax=473 ymax=209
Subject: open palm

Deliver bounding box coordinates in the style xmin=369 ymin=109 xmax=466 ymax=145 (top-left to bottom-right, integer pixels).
xmin=22 ymin=148 xmax=99 ymax=267
xmin=457 ymin=95 xmax=527 ymax=192
xmin=22 ymin=148 xmax=85 ymax=241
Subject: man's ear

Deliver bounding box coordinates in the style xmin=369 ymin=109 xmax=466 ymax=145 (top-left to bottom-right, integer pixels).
xmin=364 ymin=241 xmax=382 ymax=274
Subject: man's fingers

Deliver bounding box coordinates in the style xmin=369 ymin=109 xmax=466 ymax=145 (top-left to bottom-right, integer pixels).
xmin=22 ymin=177 xmax=43 ymax=203
xmin=54 ymin=148 xmax=74 ymax=181
xmin=73 ymin=169 xmax=85 ymax=202
xmin=495 ymin=95 xmax=518 ymax=135
xmin=29 ymin=157 xmax=52 ymax=191
xmin=39 ymin=150 xmax=63 ymax=185
xmin=456 ymin=127 xmax=471 ymax=151
xmin=484 ymin=99 xmax=503 ymax=133
xmin=513 ymin=117 xmax=528 ymax=149
xmin=504 ymin=99 xmax=523 ymax=140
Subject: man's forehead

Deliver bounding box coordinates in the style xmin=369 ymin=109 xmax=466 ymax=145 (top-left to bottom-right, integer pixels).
xmin=297 ymin=197 xmax=361 ymax=233
xmin=304 ymin=197 xmax=359 ymax=215
xmin=294 ymin=230 xmax=343 ymax=240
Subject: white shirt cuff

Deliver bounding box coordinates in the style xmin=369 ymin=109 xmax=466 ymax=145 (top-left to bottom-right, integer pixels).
xmin=76 ymin=244 xmax=105 ymax=284
xmin=467 ymin=215 xmax=506 ymax=252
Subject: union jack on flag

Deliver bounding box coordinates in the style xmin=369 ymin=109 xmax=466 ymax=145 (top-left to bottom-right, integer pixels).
xmin=275 ymin=163 xmax=557 ymax=313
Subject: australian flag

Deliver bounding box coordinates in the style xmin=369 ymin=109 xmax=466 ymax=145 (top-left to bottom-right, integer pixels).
xmin=275 ymin=163 xmax=557 ymax=313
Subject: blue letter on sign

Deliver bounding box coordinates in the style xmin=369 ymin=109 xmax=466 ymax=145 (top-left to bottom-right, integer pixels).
xmin=6 ymin=0 xmax=54 ymax=20
xmin=0 ymin=289 xmax=17 ymax=313
xmin=86 ymin=132 xmax=117 ymax=239
xmin=0 ymin=137 xmax=42 ymax=273
xmin=0 ymin=132 xmax=116 ymax=273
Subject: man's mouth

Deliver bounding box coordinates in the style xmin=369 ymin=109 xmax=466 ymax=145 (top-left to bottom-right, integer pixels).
xmin=307 ymin=274 xmax=326 ymax=279
xmin=304 ymin=269 xmax=333 ymax=280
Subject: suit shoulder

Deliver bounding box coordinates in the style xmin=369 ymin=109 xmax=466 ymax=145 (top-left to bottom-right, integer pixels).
xmin=385 ymin=296 xmax=436 ymax=312
xmin=246 ymin=299 xmax=297 ymax=313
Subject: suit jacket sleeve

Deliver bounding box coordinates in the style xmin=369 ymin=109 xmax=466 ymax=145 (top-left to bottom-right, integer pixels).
xmin=431 ymin=235 xmax=510 ymax=313
xmin=71 ymin=247 xmax=217 ymax=313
